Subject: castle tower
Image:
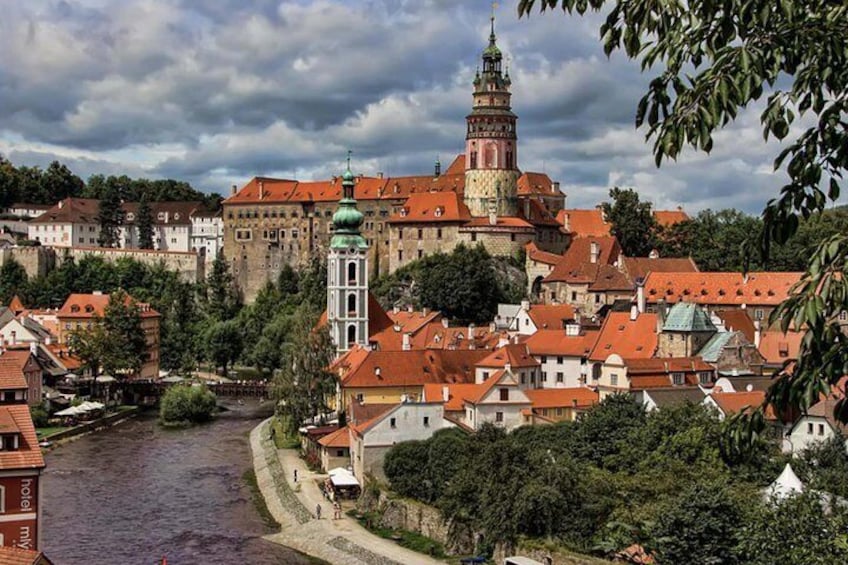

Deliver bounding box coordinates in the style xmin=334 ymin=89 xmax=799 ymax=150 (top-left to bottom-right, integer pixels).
xmin=327 ymin=153 xmax=369 ymax=355
xmin=463 ymin=13 xmax=520 ymax=217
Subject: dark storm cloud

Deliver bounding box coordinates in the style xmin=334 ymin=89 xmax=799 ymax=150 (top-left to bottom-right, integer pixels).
xmin=0 ymin=1 xmax=789 ymax=214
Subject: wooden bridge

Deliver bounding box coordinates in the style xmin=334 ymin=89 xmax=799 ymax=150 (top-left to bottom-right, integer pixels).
xmin=125 ymin=380 xmax=272 ymax=401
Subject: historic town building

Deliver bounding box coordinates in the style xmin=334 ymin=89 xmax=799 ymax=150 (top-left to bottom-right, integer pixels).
xmin=223 ymin=15 xmax=567 ymax=302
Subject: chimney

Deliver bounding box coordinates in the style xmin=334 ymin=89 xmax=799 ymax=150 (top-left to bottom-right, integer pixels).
xmin=402 ymin=333 xmax=411 ymax=351
xmin=407 ymin=304 xmax=413 ymax=313
xmin=521 ymin=299 xmax=530 ymax=311
xmin=441 ymin=317 xmax=449 ymax=329
xmin=553 ymin=181 xmax=561 ymax=194
xmin=504 ymin=362 xmax=511 ymax=373
xmin=630 ymin=303 xmax=638 ymax=321
xmin=498 ymin=334 xmax=509 ymax=348
xmin=434 ymin=159 xmax=441 ymax=177
xmin=754 ymin=321 xmax=762 ymax=348
xmin=10 ymin=331 xmax=16 ymax=346
xmin=489 ymin=322 xmax=496 ymax=333
xmin=572 ymin=399 xmax=578 ymax=407
xmin=468 ymin=323 xmax=476 ymax=338
xmin=231 ymin=184 xmax=237 ymax=196
xmin=393 ymin=305 xmax=399 ymax=315
xmin=45 ymin=335 xmax=52 ymax=346
xmin=648 ymin=249 xmax=659 ymax=259
xmin=590 ymin=241 xmax=600 ymax=264
xmin=259 ymin=181 xmax=265 ymax=200
xmin=93 ymin=290 xmax=103 ymax=296
xmin=563 ymin=213 xmax=570 ymax=231
xmin=489 ymin=212 xmax=497 ymax=226
xmin=422 ymin=307 xmax=429 ymax=317
xmin=656 ymin=299 xmax=666 ymax=333
xmin=29 ymin=342 xmax=37 ymax=355
xmin=636 ymin=279 xmax=646 ymax=313
xmin=58 ymin=199 xmax=65 ymax=209
xmin=442 ymin=386 xmax=450 ymax=403
xmin=375 ymin=367 xmax=381 ymax=378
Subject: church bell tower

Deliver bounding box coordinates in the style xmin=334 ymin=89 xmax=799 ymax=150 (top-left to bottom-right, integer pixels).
xmin=463 ymin=12 xmax=520 ymax=217
xmin=327 ymin=153 xmax=369 ymax=355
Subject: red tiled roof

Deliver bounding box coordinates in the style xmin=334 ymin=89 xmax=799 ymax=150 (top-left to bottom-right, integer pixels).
xmin=589 ymin=312 xmax=658 ymax=362
xmin=0 ymin=546 xmax=51 ymax=565
xmin=629 ymin=375 xmax=682 ymax=390
xmin=318 ymin=426 xmax=350 ymax=448
xmin=557 ymin=209 xmax=610 ymax=237
xmin=526 ymin=304 xmax=576 ymax=330
xmin=0 ymin=351 xmax=32 ymax=391
xmin=715 ymin=310 xmax=756 ymax=342
xmin=624 ymin=356 xmax=713 ymax=374
xmin=544 ymin=236 xmax=621 ymax=284
xmin=524 ymin=329 xmax=600 ymax=357
xmin=519 ymin=199 xmax=561 ymax=227
xmin=0 ymin=405 xmax=45 ymax=470
xmin=58 ymin=293 xmax=160 ymax=319
xmin=466 ymin=369 xmax=524 ymax=404
xmin=423 ymin=383 xmax=484 ymax=412
xmin=31 ymin=198 xmax=100 ymax=224
xmin=476 ymin=343 xmax=540 ymax=369
xmin=389 ymin=192 xmax=471 ymax=224
xmin=711 ymin=391 xmax=770 ymax=418
xmin=463 ymin=216 xmax=535 ymax=229
xmin=410 ymin=323 xmax=502 ymax=351
xmin=444 ymin=154 xmax=466 ymax=176
xmin=758 ymin=330 xmax=804 ymax=364
xmin=620 ymin=256 xmax=699 ymax=282
xmin=386 ymin=309 xmax=443 ymax=335
xmin=351 ymin=404 xmax=401 ymax=436
xmin=643 ymin=272 xmax=802 ymax=306
xmin=525 ymin=387 xmax=598 ymax=409
xmin=8 ymin=296 xmax=25 ymax=314
xmin=589 ymin=264 xmax=634 ymax=292
xmin=517 ymin=172 xmax=559 ymax=197
xmin=334 ymin=347 xmax=487 ymax=388
xmin=654 ymin=209 xmax=689 ymax=227
xmin=525 ymin=242 xmax=562 ymax=266
xmin=45 ymin=344 xmax=83 ymax=370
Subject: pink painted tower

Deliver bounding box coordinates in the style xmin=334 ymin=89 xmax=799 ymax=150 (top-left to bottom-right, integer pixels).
xmin=463 ymin=13 xmax=520 ymax=217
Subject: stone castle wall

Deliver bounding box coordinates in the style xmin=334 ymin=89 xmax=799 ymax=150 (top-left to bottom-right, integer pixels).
xmin=0 ymin=246 xmax=203 ymax=283
xmin=463 ymin=168 xmax=520 ymax=216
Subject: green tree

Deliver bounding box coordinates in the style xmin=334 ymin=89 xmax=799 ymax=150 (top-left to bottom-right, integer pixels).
xmin=601 ymin=187 xmax=657 ymax=257
xmin=206 ymin=251 xmax=240 ymax=320
xmin=277 ymin=264 xmax=299 ymax=297
xmin=100 ymin=290 xmax=147 ymax=378
xmin=42 ymin=161 xmax=84 ymax=202
xmin=0 ymin=155 xmax=20 ymax=208
xmin=273 ymin=315 xmax=336 ymax=433
xmin=159 ymin=385 xmax=217 ymax=424
xmin=0 ymin=259 xmax=28 ymax=304
xmin=516 ymin=0 xmax=848 ymax=430
xmin=68 ymin=323 xmax=108 ymax=378
xmin=136 ymin=192 xmax=154 ymax=249
xmin=203 ymin=320 xmax=243 ymax=377
xmin=651 ymin=482 xmax=743 ymax=565
xmin=96 ymin=187 xmax=125 ymax=248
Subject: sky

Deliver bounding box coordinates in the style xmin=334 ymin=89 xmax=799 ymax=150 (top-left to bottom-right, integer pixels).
xmin=0 ymin=0 xmax=799 ymax=214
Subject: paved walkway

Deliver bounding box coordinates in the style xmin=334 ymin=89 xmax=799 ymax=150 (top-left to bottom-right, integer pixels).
xmin=250 ymin=418 xmax=444 ymax=565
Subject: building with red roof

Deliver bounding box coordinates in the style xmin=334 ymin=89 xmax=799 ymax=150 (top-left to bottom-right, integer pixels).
xmin=0 ymin=546 xmax=53 ymax=564
xmin=0 ymin=349 xmax=42 ymax=407
xmin=317 ymin=426 xmax=352 ymax=473
xmin=524 ymin=387 xmax=599 ymax=422
xmin=474 ymin=343 xmax=541 ymax=387
xmin=524 ymin=328 xmax=600 ymax=388
xmin=557 ymin=207 xmax=689 ymax=238
xmin=0 ymin=405 xmax=46 ymax=552
xmin=597 ymin=355 xmax=714 ymax=399
xmin=56 ymin=292 xmax=160 ymax=380
xmin=511 ymin=301 xmax=576 ymax=335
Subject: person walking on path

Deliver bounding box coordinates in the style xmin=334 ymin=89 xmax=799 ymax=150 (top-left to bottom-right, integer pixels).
xmin=316 ymin=503 xmax=322 ymax=520
xmin=333 ymin=501 xmax=341 ymax=520
xmin=293 ymin=468 xmax=298 ymax=483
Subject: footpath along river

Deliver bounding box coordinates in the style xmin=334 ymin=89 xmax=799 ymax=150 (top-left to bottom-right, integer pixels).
xmin=41 ymin=404 xmax=313 ymax=565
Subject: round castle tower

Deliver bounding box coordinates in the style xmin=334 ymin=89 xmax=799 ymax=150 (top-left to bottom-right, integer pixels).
xmin=463 ymin=14 xmax=520 ymax=217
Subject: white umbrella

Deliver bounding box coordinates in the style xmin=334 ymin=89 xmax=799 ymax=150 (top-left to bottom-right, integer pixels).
xmin=54 ymin=406 xmax=82 ymax=417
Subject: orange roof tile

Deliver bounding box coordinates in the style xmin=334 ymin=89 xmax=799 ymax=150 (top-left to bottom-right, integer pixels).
xmin=715 ymin=310 xmax=756 ymax=342
xmin=525 ymin=242 xmax=562 ymax=266
xmin=526 ymin=304 xmax=576 ymax=330
xmin=654 ymin=209 xmax=689 ymax=227
xmin=318 ymin=426 xmax=350 ymax=448
xmin=444 ymin=154 xmax=466 ymax=176
xmin=334 ymin=347 xmax=487 ymax=388
xmin=348 ymin=401 xmax=396 ymax=424
xmin=620 ymin=256 xmax=699 ymax=282
xmin=643 ymin=272 xmax=802 ymax=306
xmin=624 ymin=356 xmax=714 ymax=375
xmin=711 ymin=391 xmax=770 ymax=418
xmin=466 ymin=369 xmax=518 ymax=404
xmin=0 ymin=405 xmax=45 ymax=470
xmin=543 ymin=236 xmax=621 ymax=284
xmin=525 ymin=387 xmax=598 ymax=409
xmin=0 ymin=546 xmax=51 ymax=565
xmin=386 ymin=309 xmax=443 ymax=335
xmin=476 ymin=343 xmax=540 ymax=369
xmin=758 ymin=330 xmax=804 ymax=364
xmin=463 ymin=216 xmax=535 ymax=229
xmin=8 ymin=296 xmax=25 ymax=314
xmin=423 ymin=383 xmax=484 ymax=412
xmin=589 ymin=312 xmax=658 ymax=362
xmin=410 ymin=323 xmax=502 ymax=351
xmin=389 ymin=192 xmax=471 ymax=224
xmin=629 ymin=375 xmax=682 ymax=390
xmin=45 ymin=344 xmax=83 ymax=370
xmin=557 ymin=209 xmax=611 ymax=237
xmin=58 ymin=293 xmax=160 ymax=319
xmin=524 ymin=329 xmax=600 ymax=357
xmin=517 ymin=172 xmax=559 ymax=197
xmin=31 ymin=198 xmax=100 ymax=224
xmin=519 ymin=199 xmax=562 ymax=227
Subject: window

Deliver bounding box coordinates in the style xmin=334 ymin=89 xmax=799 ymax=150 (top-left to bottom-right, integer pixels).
xmin=291 ymin=229 xmax=299 ymax=239
xmin=520 ymin=373 xmax=526 ymax=384
xmin=336 ymin=449 xmax=345 ymax=457
xmin=390 ymin=417 xmax=397 ymax=428
xmin=557 ymin=356 xmax=564 ymax=365
xmin=235 ymin=229 xmax=252 ymax=241
xmin=398 ymin=228 xmax=403 ymax=240
xmin=556 ymin=372 xmax=563 ymax=383
xmin=754 ymin=309 xmax=764 ymax=321
xmin=418 ymin=250 xmax=423 ymax=260
xmin=471 ymin=233 xmax=477 ymax=242
xmin=819 ymin=423 xmax=825 ymax=436
xmin=347 ymin=294 xmax=356 ymax=315
xmin=423 ymin=416 xmax=430 ymax=427
xmin=556 ymin=407 xmax=563 ymax=417
xmin=437 ymin=228 xmax=442 ymax=239
xmin=807 ymin=422 xmax=814 ymax=435
xmin=698 ymin=372 xmax=711 ymax=385
xmin=499 ymin=388 xmax=509 ymax=401
xmin=672 ymin=372 xmax=685 ymax=385
xmin=594 ymin=294 xmax=601 ymax=304
xmin=347 ymin=325 xmax=356 ymax=347
xmin=398 ymin=250 xmax=403 ymax=262
xmin=348 ymin=262 xmax=357 ymax=284
xmin=840 ymin=311 xmax=848 ymax=322
xmin=610 ymin=374 xmax=619 ymax=387
xmin=495 ymin=411 xmax=504 ymax=423
xmin=417 ymin=228 xmax=423 ymax=239
xmin=541 ymin=356 xmax=547 ymax=363
xmin=541 ymin=372 xmax=547 ymax=382
xmin=356 ymin=393 xmax=364 ymax=403
xmin=482 ymin=371 xmax=489 ymax=381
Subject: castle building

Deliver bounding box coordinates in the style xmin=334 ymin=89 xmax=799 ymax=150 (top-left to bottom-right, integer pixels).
xmin=326 ymin=157 xmax=370 ymax=355
xmin=223 ymin=15 xmax=568 ymax=302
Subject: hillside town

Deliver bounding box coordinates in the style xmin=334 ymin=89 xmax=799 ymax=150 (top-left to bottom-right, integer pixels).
xmin=0 ymin=2 xmax=846 ymax=565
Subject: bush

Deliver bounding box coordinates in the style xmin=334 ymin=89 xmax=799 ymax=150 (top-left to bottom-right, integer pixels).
xmin=30 ymin=406 xmax=49 ymax=428
xmin=159 ymin=385 xmax=217 ymax=424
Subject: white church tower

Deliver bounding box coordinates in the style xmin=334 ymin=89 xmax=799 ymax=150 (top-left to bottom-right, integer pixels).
xmin=327 ymin=152 xmax=369 ymax=355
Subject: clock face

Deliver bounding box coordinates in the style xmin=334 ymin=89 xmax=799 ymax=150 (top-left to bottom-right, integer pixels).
xmin=349 ymin=248 xmax=356 ymax=254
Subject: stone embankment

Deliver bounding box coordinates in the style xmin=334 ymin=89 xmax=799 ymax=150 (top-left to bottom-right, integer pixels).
xmin=250 ymin=419 xmax=445 ymax=565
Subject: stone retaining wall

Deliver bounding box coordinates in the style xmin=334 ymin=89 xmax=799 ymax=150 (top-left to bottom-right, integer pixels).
xmin=44 ymin=407 xmax=141 ymax=442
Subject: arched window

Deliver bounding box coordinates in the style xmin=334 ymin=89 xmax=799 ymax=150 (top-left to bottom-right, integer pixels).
xmin=506 ymin=149 xmax=513 ymax=169
xmin=470 ymin=150 xmax=478 ymax=169
xmin=485 ymin=142 xmax=498 ymax=168
xmin=347 ymin=325 xmax=356 ymax=347
xmin=347 ymin=294 xmax=356 ymax=315
xmin=348 ymin=262 xmax=357 ymax=285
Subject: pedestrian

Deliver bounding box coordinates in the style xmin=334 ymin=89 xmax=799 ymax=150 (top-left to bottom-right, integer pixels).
xmin=316 ymin=503 xmax=322 ymax=520
xmin=334 ymin=501 xmax=341 ymax=520
xmin=293 ymin=468 xmax=298 ymax=483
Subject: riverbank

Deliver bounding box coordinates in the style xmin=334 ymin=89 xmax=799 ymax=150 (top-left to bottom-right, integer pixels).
xmin=39 ymin=406 xmax=142 ymax=448
xmin=250 ymin=418 xmax=446 ymax=565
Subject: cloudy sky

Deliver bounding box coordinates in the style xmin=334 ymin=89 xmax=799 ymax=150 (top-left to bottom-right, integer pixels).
xmin=0 ymin=0 xmax=798 ymax=213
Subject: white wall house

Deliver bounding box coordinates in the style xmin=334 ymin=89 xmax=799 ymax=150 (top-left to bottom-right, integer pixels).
xmin=190 ymin=213 xmax=223 ymax=261
xmin=784 ymin=399 xmax=847 ymax=455
xmin=350 ymin=402 xmax=448 ymax=481
xmin=462 ymin=369 xmax=530 ymax=431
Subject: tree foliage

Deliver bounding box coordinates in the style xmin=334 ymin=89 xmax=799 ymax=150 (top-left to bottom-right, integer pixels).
xmin=96 ymin=186 xmax=125 ymax=248
xmin=203 ymin=320 xmax=243 ymax=377
xmin=159 ymin=385 xmax=218 ymax=424
xmin=0 ymin=260 xmax=28 ymax=305
xmin=516 ymin=0 xmax=848 ymax=430
xmin=136 ymin=192 xmax=154 ymax=249
xmin=601 ymin=187 xmax=657 ymax=256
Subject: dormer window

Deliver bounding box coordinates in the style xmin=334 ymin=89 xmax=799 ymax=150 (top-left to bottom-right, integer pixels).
xmin=70 ymin=305 xmax=80 ymax=313
xmin=157 ymin=212 xmax=166 ymax=221
xmin=672 ymin=372 xmax=685 ymax=385
xmin=400 ymin=208 xmax=408 ymax=217
xmin=0 ymin=433 xmax=20 ymax=451
xmin=85 ymin=305 xmax=94 ymax=313
xmin=434 ymin=207 xmax=443 ymax=218
xmin=126 ymin=213 xmax=135 ymax=222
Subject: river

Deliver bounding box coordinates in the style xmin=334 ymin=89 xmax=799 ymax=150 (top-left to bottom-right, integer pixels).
xmin=41 ymin=405 xmax=313 ymax=565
